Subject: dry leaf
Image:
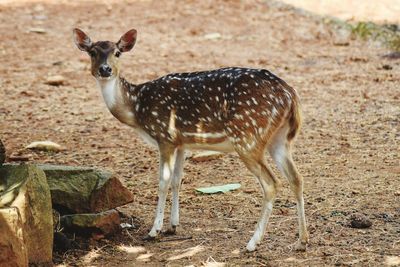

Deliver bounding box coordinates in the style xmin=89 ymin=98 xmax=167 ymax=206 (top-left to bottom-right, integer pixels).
xmin=28 ymin=27 xmax=47 ymax=34
xmin=26 ymin=141 xmax=65 ymax=152
xmin=204 ymin=262 xmax=225 ymax=267
xmin=136 ymin=253 xmax=153 ymax=262
xmin=385 ymin=256 xmax=400 ymax=266
xmin=203 ymin=257 xmax=226 ymax=267
xmin=167 ymin=245 xmax=205 ymax=261
xmin=118 ymin=245 xmax=146 ymax=254
xmin=231 ymin=249 xmax=240 ymax=255
xmin=204 ymin=33 xmax=221 ymax=40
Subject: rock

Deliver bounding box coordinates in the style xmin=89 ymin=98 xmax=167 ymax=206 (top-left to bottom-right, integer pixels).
xmin=44 ymin=75 xmax=65 ymax=86
xmin=38 ymin=165 xmax=134 ymax=214
xmin=0 ymin=207 xmax=29 ymax=267
xmin=26 ymin=141 xmax=65 ymax=152
xmin=382 ymin=51 xmax=400 ymax=60
xmin=381 ymin=64 xmax=393 ymax=70
xmin=0 ymin=139 xmax=5 ymax=165
xmin=204 ymin=32 xmax=222 ymax=40
xmin=60 ymin=209 xmax=121 ymax=236
xmin=53 ymin=232 xmax=78 ymax=253
xmin=349 ymin=213 xmax=372 ymax=229
xmin=332 ymin=28 xmax=351 ymax=46
xmin=28 ymin=27 xmax=47 ymax=34
xmin=189 ymin=151 xmax=224 ymax=162
xmin=0 ymin=164 xmax=53 ymax=265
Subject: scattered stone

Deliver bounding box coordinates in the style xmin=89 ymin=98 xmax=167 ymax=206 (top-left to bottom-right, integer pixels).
xmin=349 ymin=213 xmax=372 ymax=229
xmin=20 ymin=90 xmax=35 ymax=97
xmin=120 ymin=222 xmax=134 ymax=229
xmin=44 ymin=75 xmax=65 ymax=86
xmin=190 ymin=151 xmax=224 ymax=162
xmin=33 ymin=14 xmax=48 ymax=21
xmin=332 ymin=28 xmax=351 ymax=46
xmin=0 ymin=207 xmax=28 ymax=267
xmin=0 ymin=164 xmax=53 ymax=265
xmin=381 ymin=64 xmax=393 ymax=70
xmin=60 ymin=209 xmax=121 ymax=236
xmin=362 ymin=91 xmax=370 ymax=100
xmin=26 ymin=141 xmax=65 ymax=152
xmin=38 ymin=164 xmax=134 ymax=214
xmin=28 ymin=27 xmax=47 ymax=34
xmin=382 ymin=51 xmax=400 ymax=60
xmin=204 ymin=32 xmax=222 ymax=40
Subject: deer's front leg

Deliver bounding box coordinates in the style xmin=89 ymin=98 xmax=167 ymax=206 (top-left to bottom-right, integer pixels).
xmin=147 ymin=144 xmax=176 ymax=239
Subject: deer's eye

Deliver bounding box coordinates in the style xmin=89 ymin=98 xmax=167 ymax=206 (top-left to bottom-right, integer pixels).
xmin=115 ymin=51 xmax=121 ymax=58
xmin=88 ymin=50 xmax=96 ymax=57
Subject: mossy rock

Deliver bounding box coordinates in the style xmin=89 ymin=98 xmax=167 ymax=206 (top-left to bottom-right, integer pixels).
xmin=37 ymin=165 xmax=133 ymax=214
xmin=60 ymin=209 xmax=121 ymax=236
xmin=0 ymin=164 xmax=53 ymax=265
xmin=0 ymin=140 xmax=5 ymax=165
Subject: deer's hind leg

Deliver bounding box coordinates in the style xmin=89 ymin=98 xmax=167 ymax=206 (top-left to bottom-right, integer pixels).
xmin=238 ymin=149 xmax=281 ymax=252
xmin=268 ymin=125 xmax=309 ymax=251
xmin=165 ymin=148 xmax=185 ymax=235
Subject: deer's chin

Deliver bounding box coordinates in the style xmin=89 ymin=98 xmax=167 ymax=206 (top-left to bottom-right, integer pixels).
xmin=95 ymin=75 xmax=115 ymax=81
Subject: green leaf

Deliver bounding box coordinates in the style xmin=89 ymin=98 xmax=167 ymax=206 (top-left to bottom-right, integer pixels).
xmin=195 ymin=183 xmax=241 ymax=194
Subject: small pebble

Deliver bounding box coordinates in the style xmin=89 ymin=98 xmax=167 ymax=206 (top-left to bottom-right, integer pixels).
xmin=349 ymin=213 xmax=372 ymax=229
xmin=45 ymin=75 xmax=66 ymax=86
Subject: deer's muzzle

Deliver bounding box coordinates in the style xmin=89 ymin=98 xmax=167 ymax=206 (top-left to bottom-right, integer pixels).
xmin=99 ymin=64 xmax=113 ymax=78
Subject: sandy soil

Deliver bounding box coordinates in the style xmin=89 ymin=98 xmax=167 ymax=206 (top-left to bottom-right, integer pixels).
xmin=0 ymin=0 xmax=399 ymax=266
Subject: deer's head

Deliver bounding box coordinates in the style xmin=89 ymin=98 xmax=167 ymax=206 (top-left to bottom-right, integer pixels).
xmin=73 ymin=28 xmax=137 ymax=80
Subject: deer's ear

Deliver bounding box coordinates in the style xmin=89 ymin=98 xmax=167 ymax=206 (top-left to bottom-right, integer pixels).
xmin=73 ymin=28 xmax=92 ymax=52
xmin=117 ymin=29 xmax=137 ymax=52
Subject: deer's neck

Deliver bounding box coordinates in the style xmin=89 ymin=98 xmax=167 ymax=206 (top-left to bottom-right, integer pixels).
xmin=97 ymin=77 xmax=119 ymax=109
xmin=96 ymin=76 xmax=138 ymax=127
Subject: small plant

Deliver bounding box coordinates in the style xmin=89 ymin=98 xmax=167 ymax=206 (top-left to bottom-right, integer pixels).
xmin=351 ymin=21 xmax=400 ymax=51
xmin=351 ymin=22 xmax=377 ymax=39
xmin=328 ymin=19 xmax=400 ymax=51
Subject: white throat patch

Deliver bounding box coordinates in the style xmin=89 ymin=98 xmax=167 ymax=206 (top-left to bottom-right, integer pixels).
xmin=97 ymin=78 xmax=118 ymax=109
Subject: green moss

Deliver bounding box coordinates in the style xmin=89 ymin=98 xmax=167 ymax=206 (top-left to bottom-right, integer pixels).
xmin=327 ymin=19 xmax=400 ymax=51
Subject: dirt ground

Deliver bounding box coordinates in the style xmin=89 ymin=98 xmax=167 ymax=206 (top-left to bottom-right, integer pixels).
xmin=0 ymin=0 xmax=399 ymax=266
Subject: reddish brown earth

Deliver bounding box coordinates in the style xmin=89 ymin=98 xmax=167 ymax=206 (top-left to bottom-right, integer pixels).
xmin=0 ymin=0 xmax=399 ymax=266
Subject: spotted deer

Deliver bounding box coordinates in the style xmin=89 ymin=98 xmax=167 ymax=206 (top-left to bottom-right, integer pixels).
xmin=73 ymin=28 xmax=309 ymax=252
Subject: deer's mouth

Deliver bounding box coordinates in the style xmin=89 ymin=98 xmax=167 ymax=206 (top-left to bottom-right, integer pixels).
xmin=97 ymin=74 xmax=113 ymax=80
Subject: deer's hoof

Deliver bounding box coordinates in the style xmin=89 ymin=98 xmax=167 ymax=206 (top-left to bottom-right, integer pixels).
xmin=142 ymin=234 xmax=158 ymax=242
xmin=162 ymin=226 xmax=177 ymax=236
xmin=246 ymin=241 xmax=257 ymax=252
xmin=294 ymin=240 xmax=307 ymax=251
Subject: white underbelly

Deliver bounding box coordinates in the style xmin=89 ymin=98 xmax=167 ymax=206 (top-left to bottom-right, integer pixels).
xmin=183 ymin=139 xmax=235 ymax=153
xmin=135 ymin=128 xmax=158 ymax=147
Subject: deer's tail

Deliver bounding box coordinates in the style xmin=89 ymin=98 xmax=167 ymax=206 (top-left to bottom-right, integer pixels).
xmin=287 ymin=92 xmax=302 ymax=141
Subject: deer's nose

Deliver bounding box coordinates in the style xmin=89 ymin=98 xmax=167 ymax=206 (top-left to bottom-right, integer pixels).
xmin=99 ymin=64 xmax=112 ymax=77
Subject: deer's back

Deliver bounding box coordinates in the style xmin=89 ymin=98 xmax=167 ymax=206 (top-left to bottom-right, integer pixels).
xmin=134 ymin=67 xmax=298 ymax=149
